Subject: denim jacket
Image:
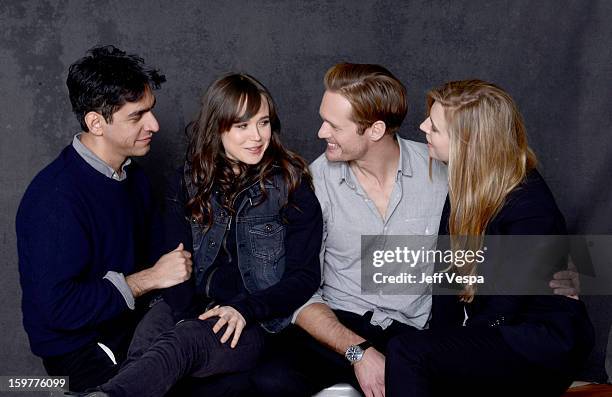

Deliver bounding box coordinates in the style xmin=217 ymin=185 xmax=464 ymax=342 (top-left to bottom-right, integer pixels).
xmin=183 ymin=164 xmax=290 ymax=332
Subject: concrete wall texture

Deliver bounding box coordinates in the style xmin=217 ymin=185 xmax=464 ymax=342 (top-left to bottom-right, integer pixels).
xmin=1 ymin=0 xmax=611 ymax=388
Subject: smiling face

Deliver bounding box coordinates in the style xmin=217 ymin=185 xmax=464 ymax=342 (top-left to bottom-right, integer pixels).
xmin=221 ymin=96 xmax=271 ymax=165
xmin=420 ymin=101 xmax=450 ymax=163
xmin=96 ymin=86 xmax=159 ymax=166
xmin=317 ymin=90 xmax=369 ymax=162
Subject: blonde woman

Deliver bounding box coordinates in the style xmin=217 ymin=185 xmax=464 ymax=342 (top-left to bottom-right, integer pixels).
xmin=385 ymin=80 xmax=594 ymax=397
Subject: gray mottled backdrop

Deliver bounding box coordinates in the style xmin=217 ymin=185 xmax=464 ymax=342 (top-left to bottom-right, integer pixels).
xmin=1 ymin=0 xmax=611 ymax=389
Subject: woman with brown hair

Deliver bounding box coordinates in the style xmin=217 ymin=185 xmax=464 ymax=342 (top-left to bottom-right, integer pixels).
xmin=385 ymin=80 xmax=593 ymax=397
xmin=93 ymin=73 xmax=323 ymax=397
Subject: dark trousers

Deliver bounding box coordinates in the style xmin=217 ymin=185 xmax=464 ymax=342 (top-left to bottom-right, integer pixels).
xmin=42 ymin=312 xmax=138 ymax=392
xmin=250 ymin=309 xmax=419 ymax=397
xmin=42 ymin=342 xmax=120 ymax=392
xmin=99 ymin=300 xmax=265 ymax=397
xmin=385 ymin=326 xmax=573 ymax=397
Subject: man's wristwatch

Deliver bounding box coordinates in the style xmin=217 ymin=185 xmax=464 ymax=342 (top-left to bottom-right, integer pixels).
xmin=345 ymin=340 xmax=373 ymax=365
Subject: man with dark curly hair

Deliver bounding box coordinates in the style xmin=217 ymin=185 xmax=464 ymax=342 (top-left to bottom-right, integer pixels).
xmin=16 ymin=45 xmax=193 ymax=392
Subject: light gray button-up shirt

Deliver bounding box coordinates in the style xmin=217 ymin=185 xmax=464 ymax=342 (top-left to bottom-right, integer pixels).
xmin=296 ymin=137 xmax=448 ymax=330
xmin=72 ymin=133 xmax=135 ymax=310
xmin=73 ymin=133 xmax=132 ymax=181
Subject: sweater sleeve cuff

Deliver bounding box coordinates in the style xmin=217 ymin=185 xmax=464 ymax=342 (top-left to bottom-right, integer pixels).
xmin=103 ymin=271 xmax=135 ymax=310
xmin=226 ymin=300 xmax=254 ymax=325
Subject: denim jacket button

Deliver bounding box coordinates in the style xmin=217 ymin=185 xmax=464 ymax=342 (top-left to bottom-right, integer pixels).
xmin=209 ymin=241 xmax=216 ymax=247
xmin=265 ymin=223 xmax=273 ymax=232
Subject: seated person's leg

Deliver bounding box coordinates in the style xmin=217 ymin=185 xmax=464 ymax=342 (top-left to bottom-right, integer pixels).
xmin=123 ymin=298 xmax=175 ymax=366
xmin=43 ymin=341 xmax=120 ymax=392
xmin=385 ymin=326 xmax=572 ymax=397
xmin=99 ymin=318 xmax=265 ymax=397
xmin=250 ymin=309 xmax=417 ymax=397
xmin=42 ymin=308 xmax=141 ymax=392
xmin=130 ymin=300 xmax=252 ymax=397
xmin=250 ymin=324 xmax=356 ymax=397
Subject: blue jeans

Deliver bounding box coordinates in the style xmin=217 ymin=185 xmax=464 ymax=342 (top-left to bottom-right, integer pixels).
xmin=99 ymin=300 xmax=265 ymax=397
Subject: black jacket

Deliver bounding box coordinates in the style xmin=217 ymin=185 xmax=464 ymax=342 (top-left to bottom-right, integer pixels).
xmin=431 ymin=170 xmax=594 ymax=374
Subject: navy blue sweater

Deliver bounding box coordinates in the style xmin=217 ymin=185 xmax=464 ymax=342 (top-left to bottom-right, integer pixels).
xmin=16 ymin=145 xmax=154 ymax=357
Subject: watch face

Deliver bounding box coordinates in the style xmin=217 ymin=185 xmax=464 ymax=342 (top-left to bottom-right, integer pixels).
xmin=346 ymin=345 xmax=364 ymax=362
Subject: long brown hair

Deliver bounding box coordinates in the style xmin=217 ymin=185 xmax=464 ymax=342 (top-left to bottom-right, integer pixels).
xmin=427 ymin=80 xmax=537 ymax=301
xmin=186 ymin=73 xmax=311 ymax=227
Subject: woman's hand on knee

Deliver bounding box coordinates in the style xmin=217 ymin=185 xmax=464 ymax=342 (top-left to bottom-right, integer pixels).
xmin=199 ymin=305 xmax=247 ymax=348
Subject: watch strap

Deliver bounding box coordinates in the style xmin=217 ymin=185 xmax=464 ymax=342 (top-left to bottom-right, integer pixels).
xmin=358 ymin=340 xmax=373 ymax=351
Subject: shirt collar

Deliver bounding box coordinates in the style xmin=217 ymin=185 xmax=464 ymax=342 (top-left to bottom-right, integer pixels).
xmin=72 ymin=133 xmax=131 ymax=181
xmin=339 ymin=162 xmax=356 ymax=189
xmin=338 ymin=136 xmax=413 ymax=188
xmin=397 ymin=137 xmax=413 ymax=177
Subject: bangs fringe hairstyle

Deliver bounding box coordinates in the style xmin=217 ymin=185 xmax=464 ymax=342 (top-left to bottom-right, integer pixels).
xmin=186 ymin=73 xmax=311 ymax=227
xmin=427 ymin=80 xmax=537 ymax=302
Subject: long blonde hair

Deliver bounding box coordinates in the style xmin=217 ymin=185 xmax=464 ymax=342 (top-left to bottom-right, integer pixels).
xmin=427 ymin=80 xmax=537 ymax=301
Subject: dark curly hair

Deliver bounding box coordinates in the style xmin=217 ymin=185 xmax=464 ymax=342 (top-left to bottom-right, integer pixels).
xmin=66 ymin=45 xmax=166 ymax=131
